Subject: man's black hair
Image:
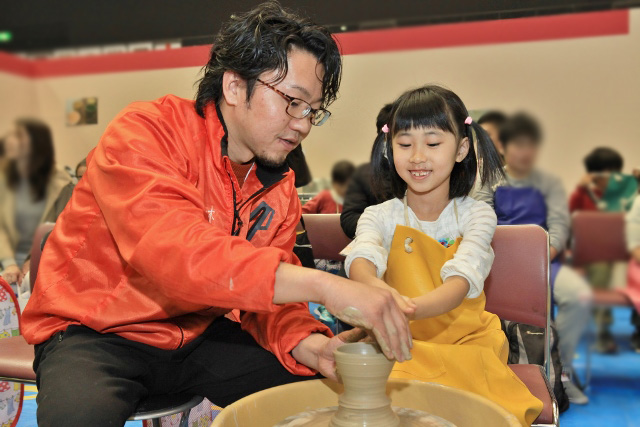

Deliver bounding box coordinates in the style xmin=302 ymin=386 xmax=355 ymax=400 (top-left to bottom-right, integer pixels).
xmin=331 ymin=160 xmax=356 ymax=184
xmin=499 ymin=112 xmax=542 ymax=147
xmin=195 ymin=1 xmax=341 ymax=117
xmin=370 ymin=85 xmax=504 ymax=200
xmin=477 ymin=110 xmax=507 ymax=128
xmin=584 ymin=147 xmax=624 ymax=173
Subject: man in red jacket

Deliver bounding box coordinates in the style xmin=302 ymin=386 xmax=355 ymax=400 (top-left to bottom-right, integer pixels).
xmin=21 ymin=3 xmax=414 ymax=426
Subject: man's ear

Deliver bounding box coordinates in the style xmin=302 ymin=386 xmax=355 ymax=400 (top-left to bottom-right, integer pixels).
xmin=456 ymin=137 xmax=470 ymax=163
xmin=221 ymin=71 xmax=244 ymax=107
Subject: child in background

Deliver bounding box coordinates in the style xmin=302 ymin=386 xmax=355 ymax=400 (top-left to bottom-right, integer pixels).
xmin=302 ymin=160 xmax=355 ymax=214
xmin=625 ymin=196 xmax=640 ymax=351
xmin=477 ymin=110 xmax=508 ymax=155
xmin=346 ymin=85 xmax=542 ymax=426
xmin=473 ymin=113 xmax=592 ymax=405
xmin=570 ymin=147 xmax=638 ymax=353
xmin=570 ymin=148 xmax=637 ymax=213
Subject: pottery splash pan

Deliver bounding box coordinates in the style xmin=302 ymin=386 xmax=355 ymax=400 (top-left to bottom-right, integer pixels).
xmin=211 ymin=343 xmax=520 ymax=427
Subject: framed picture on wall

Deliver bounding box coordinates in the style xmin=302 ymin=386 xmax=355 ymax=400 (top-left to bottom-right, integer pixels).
xmin=66 ymin=97 xmax=98 ymax=126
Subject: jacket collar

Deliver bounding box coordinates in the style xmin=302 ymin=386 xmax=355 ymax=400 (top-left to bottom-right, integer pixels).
xmin=207 ymin=103 xmax=290 ymax=190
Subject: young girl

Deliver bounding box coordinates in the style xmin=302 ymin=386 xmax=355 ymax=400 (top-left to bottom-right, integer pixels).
xmin=345 ymin=85 xmax=543 ymax=426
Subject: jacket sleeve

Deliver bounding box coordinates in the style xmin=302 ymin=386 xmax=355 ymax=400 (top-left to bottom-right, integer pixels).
xmin=340 ymin=168 xmax=371 ymax=238
xmin=240 ymin=184 xmax=332 ymax=375
xmin=87 ymin=109 xmax=288 ymax=313
xmin=544 ymin=175 xmax=571 ymax=253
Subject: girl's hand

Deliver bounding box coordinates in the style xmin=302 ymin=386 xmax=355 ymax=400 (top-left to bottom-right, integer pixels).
xmin=2 ymin=264 xmax=23 ymax=284
xmin=366 ymin=277 xmax=417 ymax=317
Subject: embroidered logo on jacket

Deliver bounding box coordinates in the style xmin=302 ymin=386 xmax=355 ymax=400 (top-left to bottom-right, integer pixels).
xmin=247 ymin=201 xmax=275 ymax=241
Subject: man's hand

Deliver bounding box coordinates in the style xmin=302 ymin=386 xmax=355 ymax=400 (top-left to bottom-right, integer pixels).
xmin=21 ymin=260 xmax=30 ymax=276
xmin=1 ymin=264 xmax=22 ymax=285
xmin=364 ymin=276 xmax=416 ymax=317
xmin=322 ymin=277 xmax=413 ymax=362
xmin=292 ymin=329 xmax=368 ymax=382
xmin=632 ymin=247 xmax=640 ymax=264
xmin=273 ymin=263 xmax=413 ymax=362
xmin=549 ymin=246 xmax=559 ymax=261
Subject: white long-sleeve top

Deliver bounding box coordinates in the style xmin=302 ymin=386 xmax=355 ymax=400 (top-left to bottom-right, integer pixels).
xmin=344 ymin=196 xmax=497 ymax=299
xmin=626 ymin=196 xmax=640 ymax=252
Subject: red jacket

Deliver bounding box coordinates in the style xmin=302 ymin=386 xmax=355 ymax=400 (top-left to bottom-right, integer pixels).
xmin=569 ymin=186 xmax=601 ymax=213
xmin=22 ymin=95 xmax=330 ymax=375
xmin=301 ymin=190 xmax=342 ymax=214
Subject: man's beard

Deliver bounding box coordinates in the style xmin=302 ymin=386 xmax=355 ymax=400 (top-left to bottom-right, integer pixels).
xmin=255 ymin=152 xmax=287 ymax=169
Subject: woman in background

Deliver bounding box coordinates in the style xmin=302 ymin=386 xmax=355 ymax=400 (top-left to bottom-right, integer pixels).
xmin=0 ymin=118 xmax=72 ymax=286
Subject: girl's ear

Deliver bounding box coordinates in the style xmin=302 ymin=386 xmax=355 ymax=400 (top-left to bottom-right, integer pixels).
xmin=456 ymin=137 xmax=470 ymax=163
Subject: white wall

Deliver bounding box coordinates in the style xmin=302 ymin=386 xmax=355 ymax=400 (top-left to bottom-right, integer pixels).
xmin=0 ymin=72 xmax=37 ymax=136
xmin=5 ymin=9 xmax=640 ymax=189
xmin=32 ymin=66 xmax=202 ymax=168
xmin=303 ymin=9 xmax=640 ymax=190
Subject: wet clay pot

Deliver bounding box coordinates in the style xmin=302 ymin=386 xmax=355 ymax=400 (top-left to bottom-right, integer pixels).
xmin=330 ymin=342 xmax=400 ymax=427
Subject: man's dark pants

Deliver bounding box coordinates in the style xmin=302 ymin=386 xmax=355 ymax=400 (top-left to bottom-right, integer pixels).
xmin=34 ymin=317 xmax=318 ymax=427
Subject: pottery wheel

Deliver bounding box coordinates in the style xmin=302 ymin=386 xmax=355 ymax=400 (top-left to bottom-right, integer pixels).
xmin=273 ymin=406 xmax=456 ymax=426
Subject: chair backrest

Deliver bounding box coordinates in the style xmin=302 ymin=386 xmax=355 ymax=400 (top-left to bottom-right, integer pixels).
xmin=571 ymin=211 xmax=628 ymax=266
xmin=485 ymin=225 xmax=550 ymax=330
xmin=302 ymin=214 xmax=352 ymax=261
xmin=29 ymin=222 xmax=55 ymax=292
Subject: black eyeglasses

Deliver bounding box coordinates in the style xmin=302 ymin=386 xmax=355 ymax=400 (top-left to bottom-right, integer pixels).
xmin=256 ymin=79 xmax=331 ymax=126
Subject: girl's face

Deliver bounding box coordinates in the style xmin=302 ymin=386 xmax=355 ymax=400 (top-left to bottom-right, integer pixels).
xmin=392 ymin=126 xmax=469 ymax=197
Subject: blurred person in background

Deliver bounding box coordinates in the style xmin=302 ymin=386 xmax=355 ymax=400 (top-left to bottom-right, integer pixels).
xmin=0 ymin=118 xmax=72 ymax=286
xmin=340 ymin=103 xmax=393 ymax=238
xmin=75 ymin=158 xmax=87 ymax=181
xmin=477 ymin=110 xmax=507 ymax=156
xmin=302 ymin=160 xmax=355 ymax=214
xmin=626 ymin=196 xmax=640 ymax=352
xmin=474 ymin=113 xmax=592 ymax=405
xmin=570 ymin=147 xmax=637 ymax=213
xmin=569 ymin=147 xmax=638 ymax=353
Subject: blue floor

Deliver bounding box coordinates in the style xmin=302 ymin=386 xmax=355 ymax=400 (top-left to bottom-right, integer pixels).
xmin=559 ymin=307 xmax=640 ymax=427
xmin=14 ymin=307 xmax=640 ymax=426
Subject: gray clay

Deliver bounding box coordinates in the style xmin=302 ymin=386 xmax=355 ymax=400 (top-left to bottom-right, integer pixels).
xmin=274 ymin=343 xmax=455 ymax=427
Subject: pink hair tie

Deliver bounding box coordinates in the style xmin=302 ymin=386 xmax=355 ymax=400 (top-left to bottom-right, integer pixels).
xmin=464 ymin=116 xmax=472 ymax=125
xmin=381 ymin=124 xmax=389 ymax=134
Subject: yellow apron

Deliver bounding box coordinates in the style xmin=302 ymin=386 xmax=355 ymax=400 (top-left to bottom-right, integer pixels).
xmin=385 ymin=199 xmax=543 ymax=426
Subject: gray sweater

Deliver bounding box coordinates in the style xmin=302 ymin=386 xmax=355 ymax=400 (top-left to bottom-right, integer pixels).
xmin=472 ymin=169 xmax=570 ymax=252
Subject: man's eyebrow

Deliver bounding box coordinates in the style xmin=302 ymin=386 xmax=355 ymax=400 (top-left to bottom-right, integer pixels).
xmin=289 ymin=84 xmax=311 ymax=99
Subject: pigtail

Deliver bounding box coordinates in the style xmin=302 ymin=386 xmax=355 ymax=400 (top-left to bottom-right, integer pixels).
xmin=370 ymin=130 xmax=401 ymax=200
xmin=469 ymin=121 xmax=505 ymax=188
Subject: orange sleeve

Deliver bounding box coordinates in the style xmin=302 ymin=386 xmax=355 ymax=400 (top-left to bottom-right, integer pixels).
xmin=87 ymin=108 xmax=286 ymax=313
xmin=240 ymin=184 xmax=332 ymax=375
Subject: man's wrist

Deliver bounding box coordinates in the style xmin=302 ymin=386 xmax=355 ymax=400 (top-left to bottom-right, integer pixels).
xmin=292 ymin=333 xmax=329 ymax=371
xmin=309 ymin=268 xmax=336 ymax=306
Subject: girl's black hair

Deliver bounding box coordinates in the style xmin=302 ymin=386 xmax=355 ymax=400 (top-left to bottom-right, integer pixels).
xmin=195 ymin=1 xmax=341 ymax=118
xmin=371 ymin=85 xmax=504 ymax=200
xmin=6 ymin=118 xmax=55 ymax=201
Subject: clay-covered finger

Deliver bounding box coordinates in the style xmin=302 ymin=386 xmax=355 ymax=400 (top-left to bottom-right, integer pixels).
xmin=369 ymin=326 xmax=394 ymax=360
xmin=387 ymin=306 xmax=412 ymax=361
xmin=381 ymin=312 xmax=404 ymax=361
